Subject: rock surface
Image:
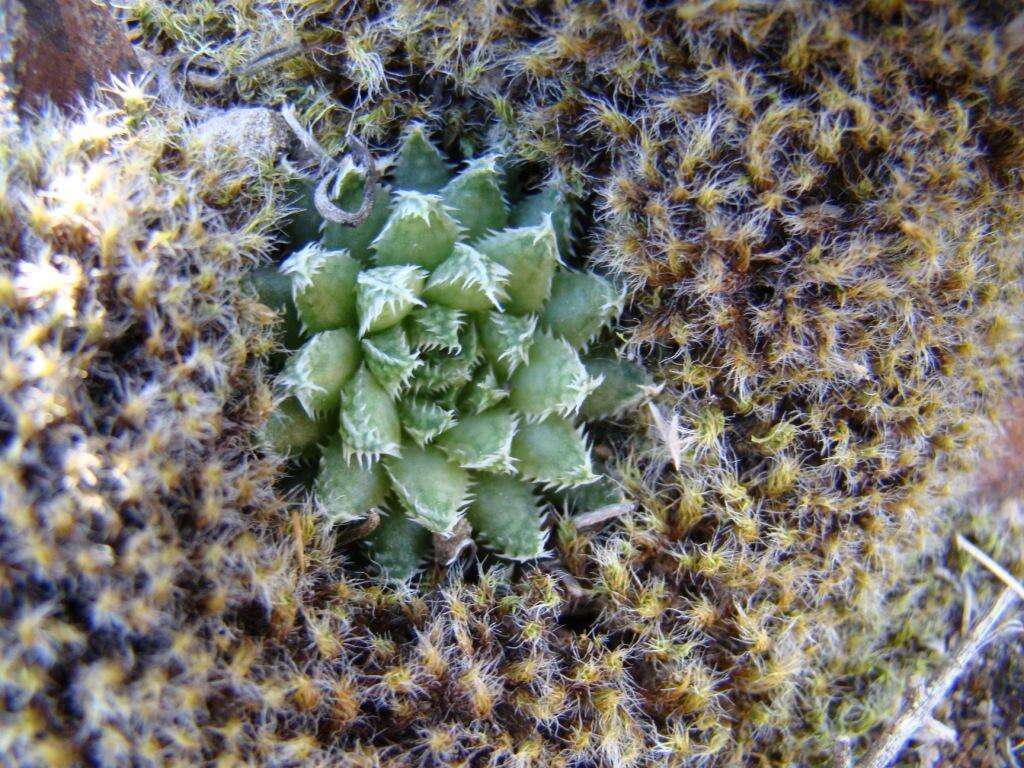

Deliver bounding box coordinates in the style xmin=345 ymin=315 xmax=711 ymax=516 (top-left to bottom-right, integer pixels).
xmin=1 ymin=0 xmax=138 ymax=111
xmin=970 ymin=397 xmax=1024 ymax=503
xmin=195 ymin=107 xmax=293 ymax=170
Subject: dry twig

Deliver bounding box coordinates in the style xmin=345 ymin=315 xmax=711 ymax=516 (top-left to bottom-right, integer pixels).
xmin=853 ymin=535 xmax=1024 ymax=768
xmin=279 ymin=104 xmax=380 ymax=227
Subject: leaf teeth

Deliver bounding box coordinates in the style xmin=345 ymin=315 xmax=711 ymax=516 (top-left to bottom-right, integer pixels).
xmin=392 ymin=124 xmax=451 ymax=193
xmin=364 ymin=507 xmax=432 ymax=582
xmin=511 ymin=415 xmax=598 ymax=491
xmin=508 ymin=331 xmax=602 ymax=422
xmin=460 ymin=364 xmax=508 ymax=414
xmin=467 ymin=473 xmax=548 ymax=561
xmin=384 ymin=446 xmax=472 ymax=535
xmin=338 ymin=367 xmax=403 ymax=464
xmin=440 ymin=154 xmax=510 ymax=241
xmin=407 ymin=304 xmax=464 ymax=352
xmin=509 ymin=183 xmax=575 ymax=259
xmin=280 ymin=329 xmax=361 ymax=417
xmin=580 ymin=356 xmax=652 ymax=420
xmin=423 ymin=243 xmax=510 ymax=311
xmin=280 ymin=343 xmax=323 ymax=416
xmin=370 ymin=190 xmax=460 ymax=269
xmin=361 ymin=326 xmax=421 ymax=396
xmin=540 ymin=269 xmax=624 ymax=350
xmin=479 ymin=312 xmax=537 ymax=379
xmin=435 ymin=408 xmax=518 ymax=473
xmin=391 ymin=189 xmax=447 ymax=224
xmin=535 ymin=214 xmax=564 ymax=266
xmin=356 ymin=264 xmax=426 ymax=336
xmin=279 ymin=241 xmax=325 ymax=294
xmin=399 ymin=397 xmax=457 ymax=446
xmin=329 ymin=155 xmax=366 ymax=195
xmin=315 ymin=440 xmax=388 ymax=524
xmin=475 ymin=221 xmax=559 ymax=314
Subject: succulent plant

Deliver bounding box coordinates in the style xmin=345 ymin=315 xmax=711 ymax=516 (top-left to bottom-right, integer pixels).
xmin=266 ymin=128 xmax=647 ymax=580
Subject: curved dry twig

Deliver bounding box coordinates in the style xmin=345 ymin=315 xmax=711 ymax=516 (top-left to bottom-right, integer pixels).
xmin=281 ymin=104 xmax=380 ymax=227
xmin=313 ymin=136 xmax=379 ymax=226
xmin=335 ymin=510 xmax=381 ymax=545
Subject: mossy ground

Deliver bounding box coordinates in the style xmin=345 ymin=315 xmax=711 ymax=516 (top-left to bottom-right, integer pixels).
xmin=1 ymin=1 xmax=1023 ymax=766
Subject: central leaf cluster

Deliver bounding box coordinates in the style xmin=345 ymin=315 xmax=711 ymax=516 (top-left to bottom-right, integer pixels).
xmin=258 ymin=127 xmax=648 ymax=580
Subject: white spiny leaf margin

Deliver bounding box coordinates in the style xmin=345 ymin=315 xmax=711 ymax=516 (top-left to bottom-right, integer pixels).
xmin=328 ymin=155 xmax=364 ymax=196
xmin=426 ymin=243 xmax=510 ymax=310
xmin=503 ymin=495 xmax=551 ymax=563
xmin=517 ymin=332 xmax=604 ymax=423
xmin=492 ymin=314 xmax=537 ymax=375
xmin=582 ymin=274 xmax=627 ymax=354
xmin=339 ymin=397 xmax=402 ymax=467
xmin=460 ymin=152 xmax=504 ymax=180
xmin=450 ymin=154 xmax=510 ymax=228
xmin=476 ymin=216 xmax=563 ymax=268
xmin=279 ymin=342 xmax=325 ymax=418
xmin=524 ymin=214 xmax=565 ymax=268
xmin=536 ymin=213 xmax=565 ymax=267
xmin=314 ymin=455 xmax=380 ymax=525
xmin=370 ymin=189 xmax=461 ymax=239
xmin=453 ymin=414 xmax=519 ymax=474
xmin=400 ymin=399 xmax=457 ymax=446
xmin=408 ymin=305 xmax=464 ymax=352
xmin=519 ymin=421 xmax=600 ymax=492
xmin=396 ymin=123 xmax=450 ymax=169
xmin=386 ymin=467 xmax=473 ymax=536
xmin=356 ymin=264 xmax=427 ymax=337
xmin=280 ymin=241 xmax=331 ymax=295
xmin=475 ymin=485 xmax=551 ymax=562
xmin=362 ymin=334 xmax=422 ymax=394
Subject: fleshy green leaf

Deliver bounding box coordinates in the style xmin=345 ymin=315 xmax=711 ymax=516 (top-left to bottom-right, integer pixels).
xmin=411 ymin=350 xmax=475 ymax=394
xmin=283 ymin=176 xmax=322 ymax=246
xmin=436 ymin=407 xmax=518 ymax=472
xmin=399 ymin=397 xmax=457 ymax=445
xmin=392 ymin=125 xmax=451 ymax=193
xmin=281 ymin=243 xmax=360 ymax=332
xmin=460 ymin=364 xmax=508 ymax=414
xmin=361 ymin=325 xmax=420 ymax=396
xmin=441 ymin=155 xmax=508 ymax=241
xmin=406 ymin=304 xmax=464 ymax=352
xmin=247 ymin=267 xmax=304 ymax=349
xmin=580 ymin=356 xmax=652 ymax=420
xmin=410 ymin=323 xmax=479 ymax=394
xmin=508 ymin=332 xmax=601 ymax=421
xmin=511 ymin=415 xmax=597 ymax=490
xmin=384 ymin=445 xmax=471 ymax=534
xmin=320 ymin=157 xmax=393 ymax=261
xmin=433 ymin=385 xmax=463 ymax=413
xmin=552 ymin=473 xmax=629 ymax=516
xmin=315 ymin=439 xmax=388 ymax=523
xmin=258 ymin=397 xmax=327 ymax=457
xmin=338 ymin=366 xmax=402 ymax=462
xmin=364 ymin=508 xmax=432 ymax=582
xmin=422 ymin=243 xmax=510 ymax=312
xmin=478 ymin=312 xmax=536 ymax=379
xmin=508 ymin=183 xmax=574 ymax=259
xmin=356 ymin=264 xmax=426 ymax=336
xmin=281 ymin=328 xmax=361 ymax=417
xmin=459 ymin=319 xmax=480 ymax=362
xmin=371 ymin=191 xmax=459 ymax=269
xmin=476 ymin=221 xmax=560 ymax=315
xmin=468 ymin=473 xmax=547 ymax=560
xmin=540 ymin=270 xmax=623 ymax=349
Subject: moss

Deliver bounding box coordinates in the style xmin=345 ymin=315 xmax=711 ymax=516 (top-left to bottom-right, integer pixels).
xmin=267 ymin=129 xmax=636 ymax=575
xmin=13 ymin=1 xmax=1024 ymax=765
